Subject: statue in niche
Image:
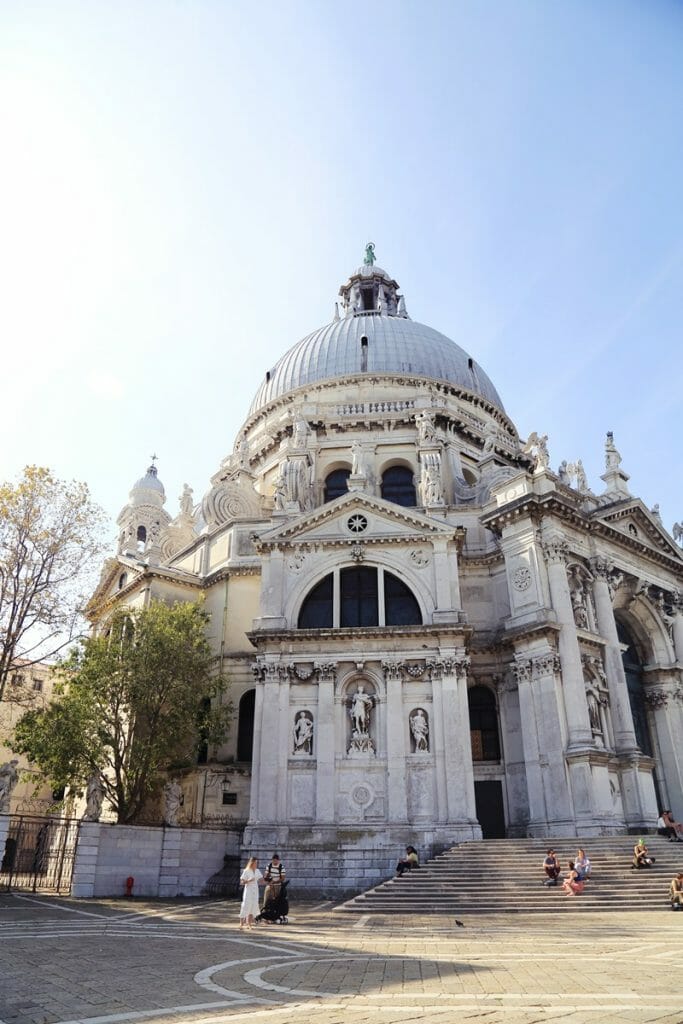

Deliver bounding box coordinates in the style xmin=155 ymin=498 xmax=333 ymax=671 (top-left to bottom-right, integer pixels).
xmin=570 ymin=584 xmax=589 ymax=629
xmin=424 ymin=464 xmax=443 ymax=505
xmin=83 ymin=773 xmax=105 ymax=822
xmin=410 ymin=708 xmax=429 ymax=752
xmin=293 ymin=711 xmax=314 ymax=755
xmin=587 ymin=689 xmax=602 ymax=734
xmin=348 ymin=685 xmax=375 ymax=754
xmin=179 ymin=484 xmax=194 ymax=517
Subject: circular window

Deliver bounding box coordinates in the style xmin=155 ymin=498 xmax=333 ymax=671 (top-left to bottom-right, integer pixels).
xmin=347 ymin=513 xmax=368 ymax=534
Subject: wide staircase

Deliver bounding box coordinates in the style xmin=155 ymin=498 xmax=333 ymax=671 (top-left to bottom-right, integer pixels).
xmin=338 ymin=836 xmax=683 ymax=914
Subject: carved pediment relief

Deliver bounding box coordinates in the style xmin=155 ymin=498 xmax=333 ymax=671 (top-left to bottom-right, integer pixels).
xmin=593 ymin=502 xmax=683 ymax=563
xmin=255 ymin=492 xmax=458 ymax=551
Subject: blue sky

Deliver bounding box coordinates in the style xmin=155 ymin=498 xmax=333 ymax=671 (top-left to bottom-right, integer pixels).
xmin=2 ymin=0 xmax=682 ymax=540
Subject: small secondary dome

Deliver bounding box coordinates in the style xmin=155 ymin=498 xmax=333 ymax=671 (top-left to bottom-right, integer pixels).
xmin=130 ymin=460 xmax=166 ymax=507
xmin=249 ymin=249 xmax=505 ymax=415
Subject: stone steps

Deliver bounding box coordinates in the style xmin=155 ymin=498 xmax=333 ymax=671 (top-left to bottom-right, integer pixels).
xmin=337 ymin=836 xmax=683 ymax=914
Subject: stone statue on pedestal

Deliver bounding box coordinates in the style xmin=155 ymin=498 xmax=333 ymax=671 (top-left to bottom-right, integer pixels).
xmin=163 ymin=779 xmax=183 ymax=826
xmin=0 ymin=759 xmax=19 ymax=812
xmin=348 ymin=685 xmax=375 ymax=754
xmin=410 ymin=709 xmax=429 ymax=752
xmin=83 ymin=773 xmax=105 ymax=821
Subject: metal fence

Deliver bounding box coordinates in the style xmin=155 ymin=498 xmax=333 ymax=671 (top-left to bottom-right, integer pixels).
xmin=0 ymin=815 xmax=80 ymax=894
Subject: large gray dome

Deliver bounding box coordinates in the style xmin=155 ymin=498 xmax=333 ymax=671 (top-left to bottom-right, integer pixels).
xmin=249 ymin=312 xmax=505 ymax=415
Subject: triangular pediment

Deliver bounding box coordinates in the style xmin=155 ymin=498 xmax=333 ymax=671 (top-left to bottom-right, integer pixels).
xmin=87 ymin=555 xmax=146 ymax=612
xmin=592 ymin=499 xmax=683 ymax=563
xmin=256 ymin=492 xmax=459 ymax=549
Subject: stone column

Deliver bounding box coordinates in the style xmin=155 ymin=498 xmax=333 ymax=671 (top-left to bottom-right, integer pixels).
xmin=70 ymin=821 xmax=102 ymax=898
xmin=248 ymin=666 xmax=265 ymax=823
xmin=671 ymin=596 xmax=683 ymax=665
xmin=429 ymin=672 xmax=448 ymax=822
xmin=542 ymin=535 xmax=593 ymax=748
xmin=513 ymin=649 xmax=575 ymax=834
xmin=253 ymin=662 xmax=287 ymax=822
xmin=644 ymin=682 xmax=683 ymax=825
xmin=382 ymin=661 xmax=408 ymax=822
xmin=429 ymin=653 xmax=478 ymax=836
xmin=590 ymin=558 xmax=639 ymax=752
xmin=314 ymin=662 xmax=337 ymax=823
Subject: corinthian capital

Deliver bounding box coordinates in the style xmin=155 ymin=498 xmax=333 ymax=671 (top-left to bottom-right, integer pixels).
xmin=542 ymin=536 xmax=569 ymax=565
xmin=381 ymin=660 xmax=405 ymax=683
xmin=315 ymin=661 xmax=337 ymax=684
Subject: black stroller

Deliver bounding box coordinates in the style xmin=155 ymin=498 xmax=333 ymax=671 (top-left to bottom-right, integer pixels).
xmin=256 ymin=879 xmax=289 ymax=924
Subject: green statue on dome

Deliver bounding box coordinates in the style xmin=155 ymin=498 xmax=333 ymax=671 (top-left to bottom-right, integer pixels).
xmin=363 ymin=242 xmax=376 ymax=266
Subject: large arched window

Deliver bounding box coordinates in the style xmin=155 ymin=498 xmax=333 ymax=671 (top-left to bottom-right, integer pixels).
xmin=381 ymin=466 xmax=416 ymax=507
xmin=237 ymin=689 xmax=255 ymax=762
xmin=298 ymin=569 xmax=422 ymax=628
xmin=617 ymin=622 xmax=653 ymax=756
xmin=324 ymin=468 xmax=351 ymax=502
xmin=468 ymin=685 xmax=501 ymax=761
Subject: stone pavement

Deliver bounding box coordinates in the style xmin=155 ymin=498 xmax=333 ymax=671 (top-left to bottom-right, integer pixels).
xmin=1 ymin=893 xmax=682 ymax=1024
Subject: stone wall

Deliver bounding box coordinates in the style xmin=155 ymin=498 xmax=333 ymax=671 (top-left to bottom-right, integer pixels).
xmin=71 ymin=822 xmax=241 ymax=899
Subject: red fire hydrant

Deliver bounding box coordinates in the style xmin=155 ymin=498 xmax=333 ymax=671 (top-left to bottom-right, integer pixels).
xmin=125 ymin=876 xmax=134 ymax=897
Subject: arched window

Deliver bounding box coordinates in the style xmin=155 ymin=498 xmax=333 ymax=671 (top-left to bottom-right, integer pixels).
xmin=237 ymin=689 xmax=255 ymax=762
xmin=617 ymin=622 xmax=653 ymax=756
xmin=381 ymin=466 xmax=416 ymax=507
xmin=324 ymin=468 xmax=351 ymax=503
xmin=136 ymin=525 xmax=147 ymax=544
xmin=118 ymin=572 xmax=128 ymax=590
xmin=298 ymin=569 xmax=422 ymax=629
xmin=340 ymin=566 xmax=378 ymax=627
xmin=384 ymin=571 xmax=422 ymax=625
xmin=298 ymin=574 xmax=333 ymax=628
xmin=468 ymin=685 xmax=501 ymax=761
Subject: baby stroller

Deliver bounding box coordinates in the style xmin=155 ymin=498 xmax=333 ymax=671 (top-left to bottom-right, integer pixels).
xmin=256 ymin=880 xmax=289 ymax=924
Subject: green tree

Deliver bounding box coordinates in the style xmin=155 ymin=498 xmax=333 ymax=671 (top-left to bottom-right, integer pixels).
xmin=13 ymin=600 xmax=231 ymax=823
xmin=0 ymin=465 xmax=107 ymax=702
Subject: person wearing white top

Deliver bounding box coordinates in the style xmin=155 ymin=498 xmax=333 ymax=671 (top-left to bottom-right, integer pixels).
xmin=239 ymin=856 xmax=264 ymax=928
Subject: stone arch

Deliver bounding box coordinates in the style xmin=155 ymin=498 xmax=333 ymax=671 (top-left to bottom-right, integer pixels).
xmin=615 ymin=595 xmax=673 ymax=667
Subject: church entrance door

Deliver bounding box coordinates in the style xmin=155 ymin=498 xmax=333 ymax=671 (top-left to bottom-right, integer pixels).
xmin=474 ymin=780 xmax=506 ymax=839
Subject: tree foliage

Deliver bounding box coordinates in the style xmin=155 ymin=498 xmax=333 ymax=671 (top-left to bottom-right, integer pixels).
xmin=13 ymin=600 xmax=231 ymax=823
xmin=0 ymin=465 xmax=107 ymax=702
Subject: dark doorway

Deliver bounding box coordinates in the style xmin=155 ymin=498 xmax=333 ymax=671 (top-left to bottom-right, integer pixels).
xmin=474 ymin=780 xmax=506 ymax=838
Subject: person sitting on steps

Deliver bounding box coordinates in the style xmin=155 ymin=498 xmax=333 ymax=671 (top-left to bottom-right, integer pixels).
xmin=396 ymin=846 xmax=419 ymax=876
xmin=663 ymin=810 xmax=683 ymax=841
xmin=632 ymin=838 xmax=655 ymax=869
xmin=542 ymin=849 xmax=561 ymax=886
xmin=657 ymin=810 xmax=678 ymax=842
xmin=562 ymin=860 xmax=585 ymax=896
xmin=574 ymin=848 xmax=591 ymax=881
xmin=670 ymin=873 xmax=683 ymax=910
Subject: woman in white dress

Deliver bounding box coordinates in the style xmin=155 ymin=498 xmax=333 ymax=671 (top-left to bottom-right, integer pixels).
xmin=239 ymin=856 xmax=264 ymax=928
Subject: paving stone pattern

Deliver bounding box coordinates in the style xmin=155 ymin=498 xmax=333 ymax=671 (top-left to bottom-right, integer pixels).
xmin=0 ymin=893 xmax=682 ymax=1024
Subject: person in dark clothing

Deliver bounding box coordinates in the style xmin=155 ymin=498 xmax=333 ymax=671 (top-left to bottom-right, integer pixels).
xmin=542 ymin=849 xmax=561 ymax=886
xmin=396 ymin=846 xmax=419 ymax=876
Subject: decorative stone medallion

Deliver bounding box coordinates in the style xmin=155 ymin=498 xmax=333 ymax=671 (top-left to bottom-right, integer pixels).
xmin=512 ymin=566 xmax=532 ymax=591
xmin=347 ymin=513 xmax=368 ymax=535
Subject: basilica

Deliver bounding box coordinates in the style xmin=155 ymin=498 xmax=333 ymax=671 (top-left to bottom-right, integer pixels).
xmin=89 ymin=247 xmax=683 ymax=887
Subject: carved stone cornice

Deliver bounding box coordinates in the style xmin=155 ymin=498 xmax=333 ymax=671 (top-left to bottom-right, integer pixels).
xmin=251 ymin=661 xmax=289 ymax=684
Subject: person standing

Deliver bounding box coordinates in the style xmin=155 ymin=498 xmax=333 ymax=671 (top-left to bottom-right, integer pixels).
xmin=262 ymin=852 xmax=286 ymax=910
xmin=239 ymin=856 xmax=263 ymax=929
